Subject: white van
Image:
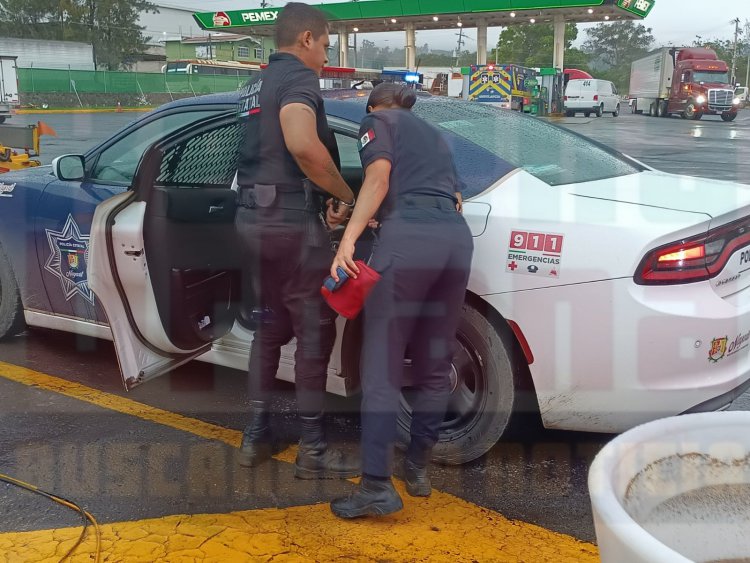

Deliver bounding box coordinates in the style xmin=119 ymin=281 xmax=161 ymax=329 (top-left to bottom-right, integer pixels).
xmin=736 ymin=86 xmax=748 ymax=108
xmin=564 ymin=79 xmax=620 ymax=118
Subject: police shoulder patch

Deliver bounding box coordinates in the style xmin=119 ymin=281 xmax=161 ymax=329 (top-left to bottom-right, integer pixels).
xmin=358 ymin=128 xmax=376 ymax=151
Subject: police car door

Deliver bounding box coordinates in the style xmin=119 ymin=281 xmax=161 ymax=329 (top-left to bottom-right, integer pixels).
xmin=89 ymin=113 xmax=245 ymax=390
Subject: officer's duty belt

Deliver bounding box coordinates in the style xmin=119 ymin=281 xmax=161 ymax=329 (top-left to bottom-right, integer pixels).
xmin=238 ymin=186 xmax=310 ymax=211
xmin=400 ymin=194 xmax=457 ymax=210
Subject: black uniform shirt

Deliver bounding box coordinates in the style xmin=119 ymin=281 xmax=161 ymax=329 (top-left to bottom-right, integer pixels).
xmin=357 ymin=109 xmax=461 ymax=211
xmin=236 ymin=52 xmax=336 ymax=188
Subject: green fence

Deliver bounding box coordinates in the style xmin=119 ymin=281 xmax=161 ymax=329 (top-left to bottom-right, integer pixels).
xmin=18 ymin=67 xmax=247 ymax=95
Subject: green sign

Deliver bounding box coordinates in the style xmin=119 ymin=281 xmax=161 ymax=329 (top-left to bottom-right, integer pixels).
xmin=616 ymin=0 xmax=655 ymax=18
xmin=526 ymin=78 xmax=538 ymax=87
xmin=194 ymin=8 xmax=281 ymax=30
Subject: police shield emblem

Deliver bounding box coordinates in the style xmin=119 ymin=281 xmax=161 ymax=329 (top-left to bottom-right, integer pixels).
xmin=708 ymin=336 xmax=728 ymax=362
xmin=67 ymin=252 xmax=79 ymax=269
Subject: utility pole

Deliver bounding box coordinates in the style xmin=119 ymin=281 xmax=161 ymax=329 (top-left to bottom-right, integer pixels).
xmin=454 ymin=28 xmax=465 ymax=68
xmin=731 ymin=17 xmax=741 ymax=84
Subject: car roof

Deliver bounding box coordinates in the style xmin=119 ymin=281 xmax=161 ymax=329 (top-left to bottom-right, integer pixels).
xmin=152 ymin=89 xmax=370 ymax=123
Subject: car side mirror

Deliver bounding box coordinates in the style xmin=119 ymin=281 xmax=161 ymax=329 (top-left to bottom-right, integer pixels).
xmin=737 ymin=83 xmax=742 ymax=88
xmin=52 ymin=155 xmax=85 ymax=181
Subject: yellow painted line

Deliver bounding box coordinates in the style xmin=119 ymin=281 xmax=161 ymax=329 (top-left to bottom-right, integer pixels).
xmin=0 ymin=360 xmax=243 ymax=448
xmin=15 ymin=108 xmax=154 ymax=114
xmin=0 ymin=361 xmax=598 ymax=561
xmin=0 ymin=479 xmax=598 ymax=562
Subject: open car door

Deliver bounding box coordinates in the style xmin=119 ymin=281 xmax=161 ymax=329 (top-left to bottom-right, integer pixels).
xmin=89 ymin=113 xmax=245 ymax=390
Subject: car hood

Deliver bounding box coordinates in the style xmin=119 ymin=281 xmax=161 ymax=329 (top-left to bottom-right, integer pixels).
xmin=0 ymin=164 xmax=54 ymax=184
xmin=565 ymin=170 xmax=750 ymax=219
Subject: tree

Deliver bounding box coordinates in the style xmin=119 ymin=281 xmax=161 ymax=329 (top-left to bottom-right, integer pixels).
xmin=0 ymin=0 xmax=158 ymax=69
xmin=492 ymin=23 xmax=586 ymax=69
xmin=693 ymin=36 xmax=748 ymax=86
xmin=582 ymin=21 xmax=654 ymax=92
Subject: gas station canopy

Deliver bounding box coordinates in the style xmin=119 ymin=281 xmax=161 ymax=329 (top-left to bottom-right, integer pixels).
xmin=193 ymin=0 xmax=655 ymax=35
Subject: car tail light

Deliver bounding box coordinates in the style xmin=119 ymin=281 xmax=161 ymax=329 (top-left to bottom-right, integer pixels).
xmin=593 ymin=94 xmax=599 ymax=101
xmin=564 ymin=95 xmax=568 ymax=101
xmin=635 ymin=215 xmax=750 ymax=285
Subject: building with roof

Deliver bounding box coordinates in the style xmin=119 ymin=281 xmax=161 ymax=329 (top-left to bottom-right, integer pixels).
xmin=165 ymin=33 xmax=276 ymax=64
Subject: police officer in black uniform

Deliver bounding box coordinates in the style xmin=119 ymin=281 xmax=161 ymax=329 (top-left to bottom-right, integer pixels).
xmin=235 ymin=3 xmax=359 ymax=480
xmin=329 ymin=84 xmax=474 ymax=517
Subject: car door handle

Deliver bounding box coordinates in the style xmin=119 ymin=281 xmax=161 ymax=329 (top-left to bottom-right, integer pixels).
xmin=124 ymin=249 xmax=143 ymax=257
xmin=209 ymin=205 xmax=224 ymax=214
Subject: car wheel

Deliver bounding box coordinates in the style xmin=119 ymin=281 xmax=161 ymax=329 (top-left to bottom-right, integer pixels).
xmin=0 ymin=243 xmax=24 ymax=340
xmin=0 ymin=117 xmax=6 ymax=124
xmin=596 ymin=104 xmax=604 ymax=118
xmin=612 ymin=104 xmax=620 ymax=117
xmin=396 ymin=302 xmax=519 ymax=465
xmin=584 ymin=112 xmax=591 ymax=118
xmin=721 ymin=113 xmax=738 ymax=122
xmin=565 ymin=110 xmax=574 ymax=117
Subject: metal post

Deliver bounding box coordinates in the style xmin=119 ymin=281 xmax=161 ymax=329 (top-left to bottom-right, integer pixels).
xmin=553 ymin=15 xmax=566 ymax=71
xmin=476 ymin=19 xmax=488 ymax=65
xmin=30 ymin=63 xmax=34 ymax=93
xmin=731 ymin=18 xmax=741 ymax=84
xmin=405 ymin=23 xmax=416 ymax=70
xmin=339 ymin=28 xmax=349 ymax=67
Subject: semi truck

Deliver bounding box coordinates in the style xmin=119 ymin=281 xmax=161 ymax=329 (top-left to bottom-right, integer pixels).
xmin=629 ymin=47 xmax=740 ymax=122
xmin=0 ymin=56 xmax=18 ymax=123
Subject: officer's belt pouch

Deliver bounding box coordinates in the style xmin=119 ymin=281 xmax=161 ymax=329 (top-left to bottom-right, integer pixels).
xmin=252 ymin=184 xmax=277 ymax=208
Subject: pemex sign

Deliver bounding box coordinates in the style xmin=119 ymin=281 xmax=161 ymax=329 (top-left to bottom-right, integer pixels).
xmin=616 ymin=0 xmax=655 ymax=18
xmin=195 ymin=8 xmax=281 ymax=30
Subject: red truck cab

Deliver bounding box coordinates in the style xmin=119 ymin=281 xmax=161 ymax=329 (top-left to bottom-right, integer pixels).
xmin=667 ymin=48 xmax=739 ymax=121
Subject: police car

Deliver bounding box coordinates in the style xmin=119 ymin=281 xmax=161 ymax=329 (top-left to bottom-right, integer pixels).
xmin=1 ymin=91 xmax=750 ymax=464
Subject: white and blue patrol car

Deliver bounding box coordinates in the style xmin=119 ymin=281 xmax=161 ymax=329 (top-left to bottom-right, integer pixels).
xmin=1 ymin=91 xmax=750 ymax=464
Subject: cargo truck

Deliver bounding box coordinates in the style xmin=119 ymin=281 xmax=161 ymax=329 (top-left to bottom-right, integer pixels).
xmin=629 ymin=47 xmax=740 ymax=122
xmin=0 ymin=56 xmax=18 ymax=123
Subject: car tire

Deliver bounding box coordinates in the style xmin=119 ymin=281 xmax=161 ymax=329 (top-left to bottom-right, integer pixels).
xmin=656 ymin=101 xmax=667 ymax=118
xmin=0 ymin=243 xmax=24 ymax=340
xmin=612 ymin=104 xmax=620 ymax=117
xmin=0 ymin=117 xmax=6 ymax=125
xmin=596 ymin=104 xmax=604 ymax=118
xmin=565 ymin=110 xmax=574 ymax=117
xmin=584 ymin=112 xmax=591 ymax=118
xmin=396 ymin=302 xmax=519 ymax=465
xmin=721 ymin=113 xmax=737 ymax=122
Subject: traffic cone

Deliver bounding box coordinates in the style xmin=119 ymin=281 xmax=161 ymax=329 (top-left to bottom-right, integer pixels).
xmin=116 ymin=101 xmax=122 ymax=113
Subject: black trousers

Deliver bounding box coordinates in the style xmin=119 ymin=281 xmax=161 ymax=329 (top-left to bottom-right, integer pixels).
xmin=360 ymin=206 xmax=473 ymax=477
xmin=235 ymin=206 xmax=337 ymax=416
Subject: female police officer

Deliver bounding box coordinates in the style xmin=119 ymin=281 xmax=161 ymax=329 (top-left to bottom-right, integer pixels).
xmin=329 ymin=83 xmax=473 ymax=518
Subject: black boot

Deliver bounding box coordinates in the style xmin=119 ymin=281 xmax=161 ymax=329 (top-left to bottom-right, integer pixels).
xmin=238 ymin=400 xmax=280 ymax=467
xmin=330 ymin=476 xmax=404 ymax=519
xmin=294 ymin=412 xmax=360 ymax=479
xmin=404 ymin=459 xmax=431 ymax=497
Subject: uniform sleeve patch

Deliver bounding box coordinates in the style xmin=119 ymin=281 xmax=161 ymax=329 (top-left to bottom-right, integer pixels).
xmin=358 ymin=129 xmax=376 ymax=151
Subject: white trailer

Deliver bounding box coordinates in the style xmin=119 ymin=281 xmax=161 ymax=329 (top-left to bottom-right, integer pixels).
xmin=629 ymin=48 xmax=673 ymax=116
xmin=0 ymin=56 xmax=18 ymax=123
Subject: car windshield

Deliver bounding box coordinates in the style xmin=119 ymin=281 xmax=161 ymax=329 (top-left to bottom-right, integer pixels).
xmin=693 ymin=71 xmax=730 ymax=83
xmin=412 ymin=97 xmax=642 ymax=187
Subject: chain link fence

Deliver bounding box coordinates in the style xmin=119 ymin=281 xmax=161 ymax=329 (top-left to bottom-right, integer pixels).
xmin=18 ymin=67 xmax=247 ymax=96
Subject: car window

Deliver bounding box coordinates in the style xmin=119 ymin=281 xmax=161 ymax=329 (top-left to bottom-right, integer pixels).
xmin=413 ymin=98 xmax=642 ymax=187
xmin=156 ymin=119 xmax=244 ymax=187
xmin=91 ymin=110 xmax=224 ymax=185
xmin=335 ymin=132 xmax=361 ymax=169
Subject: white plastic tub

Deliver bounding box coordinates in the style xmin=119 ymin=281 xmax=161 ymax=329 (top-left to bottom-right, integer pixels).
xmin=588 ymin=412 xmax=750 ymax=563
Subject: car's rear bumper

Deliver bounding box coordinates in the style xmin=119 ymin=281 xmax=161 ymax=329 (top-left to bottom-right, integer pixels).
xmin=482 ymin=277 xmax=750 ymax=434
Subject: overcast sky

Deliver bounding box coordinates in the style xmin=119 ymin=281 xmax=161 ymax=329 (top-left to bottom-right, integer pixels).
xmin=164 ymin=0 xmax=750 ymax=52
